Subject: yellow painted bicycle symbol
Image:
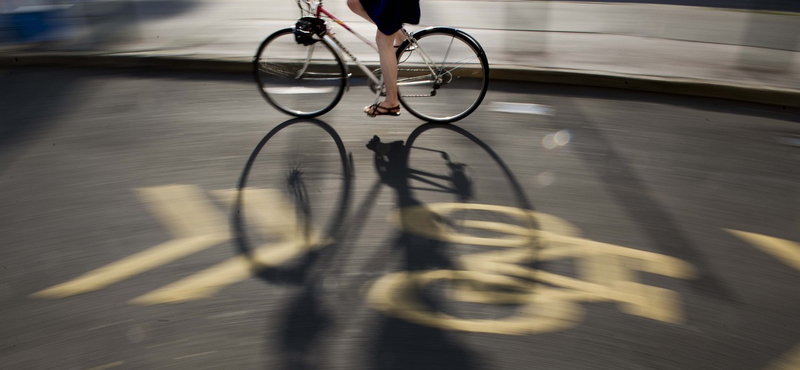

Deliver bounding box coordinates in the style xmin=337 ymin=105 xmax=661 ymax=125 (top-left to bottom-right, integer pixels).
xmin=368 ymin=202 xmax=698 ymax=335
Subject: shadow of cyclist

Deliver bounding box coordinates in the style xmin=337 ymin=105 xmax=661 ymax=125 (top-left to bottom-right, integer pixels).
xmin=365 ymin=133 xmax=478 ymax=370
xmin=363 ymin=124 xmax=541 ymax=370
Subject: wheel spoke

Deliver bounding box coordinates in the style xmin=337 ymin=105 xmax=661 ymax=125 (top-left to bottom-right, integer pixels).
xmin=254 ymin=28 xmax=347 ymax=117
xmin=439 ymin=55 xmax=480 ymax=75
xmin=440 ymin=36 xmax=454 ymax=70
xmin=396 ymin=29 xmax=488 ymax=123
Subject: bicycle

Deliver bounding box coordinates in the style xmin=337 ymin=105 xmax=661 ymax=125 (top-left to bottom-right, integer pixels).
xmin=253 ymin=0 xmax=490 ymax=123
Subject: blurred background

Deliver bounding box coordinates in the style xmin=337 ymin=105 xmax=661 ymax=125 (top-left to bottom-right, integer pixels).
xmin=1 ymin=1 xmax=798 ymax=370
xmin=1 ymin=0 xmax=799 ymax=86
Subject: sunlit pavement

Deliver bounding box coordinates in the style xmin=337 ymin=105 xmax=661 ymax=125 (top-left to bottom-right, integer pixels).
xmin=1 ymin=0 xmax=799 ymax=106
xmin=0 ymin=68 xmax=798 ymax=370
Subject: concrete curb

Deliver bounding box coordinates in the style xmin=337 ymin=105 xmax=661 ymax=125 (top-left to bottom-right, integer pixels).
xmin=3 ymin=53 xmax=799 ymax=108
xmin=0 ymin=53 xmax=252 ymax=73
xmin=489 ymin=66 xmax=800 ymax=108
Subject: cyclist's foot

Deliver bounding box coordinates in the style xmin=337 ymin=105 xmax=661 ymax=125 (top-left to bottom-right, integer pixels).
xmin=366 ymin=135 xmax=404 ymax=156
xmin=365 ymin=103 xmax=401 ymax=117
xmin=366 ymin=135 xmax=381 ymax=151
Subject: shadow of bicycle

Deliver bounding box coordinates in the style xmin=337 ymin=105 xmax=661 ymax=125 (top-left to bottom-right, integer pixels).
xmin=232 ymin=120 xmax=543 ymax=369
xmin=233 ymin=117 xmax=351 ymax=282
xmin=232 ymin=117 xmax=353 ymax=369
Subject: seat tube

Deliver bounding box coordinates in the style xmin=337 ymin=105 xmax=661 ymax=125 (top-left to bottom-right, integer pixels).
xmin=402 ymin=29 xmax=439 ymax=76
xmin=414 ymin=43 xmax=440 ymax=76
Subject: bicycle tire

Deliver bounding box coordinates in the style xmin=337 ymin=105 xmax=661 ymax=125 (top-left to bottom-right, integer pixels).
xmin=395 ymin=27 xmax=490 ymax=124
xmin=234 ymin=118 xmax=352 ymax=271
xmin=254 ymin=28 xmax=348 ymax=118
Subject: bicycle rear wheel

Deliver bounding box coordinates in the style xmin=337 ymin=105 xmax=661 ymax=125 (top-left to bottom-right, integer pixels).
xmin=254 ymin=28 xmax=348 ymax=117
xmin=395 ymin=27 xmax=489 ymax=124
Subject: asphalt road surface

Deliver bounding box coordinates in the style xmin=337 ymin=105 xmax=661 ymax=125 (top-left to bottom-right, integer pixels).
xmin=1 ymin=67 xmax=798 ymax=370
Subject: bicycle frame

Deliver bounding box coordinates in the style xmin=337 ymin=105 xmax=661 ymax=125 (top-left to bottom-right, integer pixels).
xmin=297 ymin=0 xmax=442 ymax=94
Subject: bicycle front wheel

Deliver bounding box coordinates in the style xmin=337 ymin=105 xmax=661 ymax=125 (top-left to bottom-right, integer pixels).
xmin=254 ymin=28 xmax=348 ymax=118
xmin=396 ymin=27 xmax=489 ymax=124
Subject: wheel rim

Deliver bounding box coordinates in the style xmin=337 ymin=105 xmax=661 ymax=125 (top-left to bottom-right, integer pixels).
xmin=255 ymin=30 xmax=346 ymax=117
xmin=397 ymin=31 xmax=488 ymax=123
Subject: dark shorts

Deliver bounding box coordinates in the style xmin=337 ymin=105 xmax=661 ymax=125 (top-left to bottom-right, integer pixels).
xmin=360 ymin=0 xmax=421 ymax=35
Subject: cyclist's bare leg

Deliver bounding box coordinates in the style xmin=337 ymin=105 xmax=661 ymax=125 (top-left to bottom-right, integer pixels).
xmin=376 ymin=29 xmax=399 ymax=107
xmin=347 ymin=0 xmax=405 ymax=46
xmin=347 ymin=0 xmax=372 ymax=24
xmin=364 ymin=29 xmax=401 ymax=116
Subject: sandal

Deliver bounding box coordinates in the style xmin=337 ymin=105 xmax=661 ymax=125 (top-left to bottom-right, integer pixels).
xmin=365 ymin=103 xmax=401 ymax=117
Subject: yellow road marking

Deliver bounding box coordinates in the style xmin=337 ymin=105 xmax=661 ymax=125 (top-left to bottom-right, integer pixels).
xmin=462 ymin=236 xmax=693 ymax=325
xmin=132 ymin=188 xmax=329 ymax=305
xmin=31 ymin=185 xmax=229 ymax=299
xmin=138 ymin=185 xmax=228 ymax=237
xmin=214 ymin=188 xmax=301 ymax=240
xmin=29 ymin=187 xmax=697 ymax=333
xmin=85 ymin=361 xmax=124 ymax=370
xmin=764 ymin=345 xmax=800 ymax=370
xmin=393 ymin=203 xmax=573 ymax=248
xmin=725 ymin=229 xmax=800 ymax=270
xmin=130 ymin=237 xmax=329 ymax=305
xmin=31 ymin=185 xmax=332 ymax=303
xmin=580 ymin=253 xmax=631 ymax=286
xmin=370 ymin=202 xmax=697 ymax=334
xmin=544 ymin=233 xmax=698 ymax=278
xmin=368 ymin=270 xmax=583 ymax=335
xmin=31 ymin=235 xmax=227 ymax=299
xmin=730 ymin=231 xmax=800 ymax=370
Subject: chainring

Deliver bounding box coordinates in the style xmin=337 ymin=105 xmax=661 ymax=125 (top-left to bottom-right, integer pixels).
xmin=368 ymin=68 xmax=386 ymax=96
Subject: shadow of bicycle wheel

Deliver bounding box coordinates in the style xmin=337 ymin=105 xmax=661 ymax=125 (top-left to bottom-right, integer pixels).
xmin=232 ymin=117 xmax=352 ymax=285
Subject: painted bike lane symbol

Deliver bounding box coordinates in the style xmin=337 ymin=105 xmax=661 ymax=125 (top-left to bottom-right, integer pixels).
xmin=367 ymin=202 xmax=698 ymax=335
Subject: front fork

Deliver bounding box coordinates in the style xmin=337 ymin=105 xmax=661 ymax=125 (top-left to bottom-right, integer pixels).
xmin=295 ymin=43 xmax=317 ymax=79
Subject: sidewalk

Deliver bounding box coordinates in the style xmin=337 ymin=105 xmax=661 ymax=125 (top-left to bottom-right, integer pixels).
xmin=2 ymin=0 xmax=799 ymax=107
